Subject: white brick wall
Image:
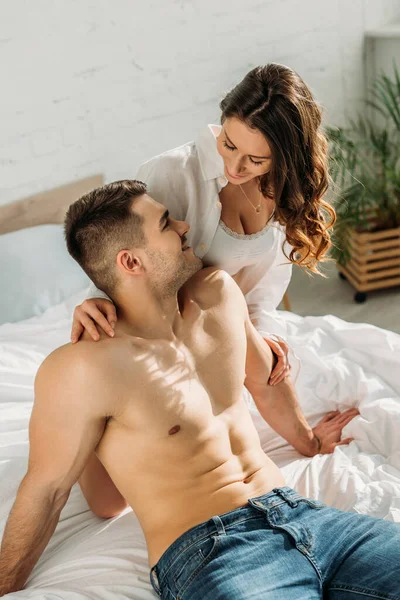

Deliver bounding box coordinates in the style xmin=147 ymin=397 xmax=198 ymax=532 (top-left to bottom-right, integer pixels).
xmin=1 ymin=0 xmax=399 ymax=206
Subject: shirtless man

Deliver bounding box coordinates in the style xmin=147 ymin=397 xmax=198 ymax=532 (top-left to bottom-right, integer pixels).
xmin=0 ymin=180 xmax=398 ymax=599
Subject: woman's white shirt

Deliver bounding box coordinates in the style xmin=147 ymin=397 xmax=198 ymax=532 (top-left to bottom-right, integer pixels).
xmin=88 ymin=124 xmax=293 ymax=340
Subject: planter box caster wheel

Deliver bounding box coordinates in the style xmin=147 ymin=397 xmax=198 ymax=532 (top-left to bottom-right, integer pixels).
xmin=354 ymin=292 xmax=367 ymax=303
xmin=339 ymin=272 xmax=347 ymax=281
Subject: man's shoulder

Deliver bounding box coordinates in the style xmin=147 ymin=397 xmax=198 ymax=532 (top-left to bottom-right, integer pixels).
xmin=35 ymin=337 xmax=123 ymax=390
xmin=189 ymin=266 xmax=230 ymax=285
xmin=184 ymin=267 xmax=243 ymax=309
xmin=34 ymin=335 xmax=143 ymax=420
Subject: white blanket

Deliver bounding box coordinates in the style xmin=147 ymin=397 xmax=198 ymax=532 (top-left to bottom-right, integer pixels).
xmin=1 ymin=287 xmax=399 ymax=599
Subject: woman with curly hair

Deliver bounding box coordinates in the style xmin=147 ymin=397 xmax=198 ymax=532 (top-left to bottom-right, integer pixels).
xmin=70 ymin=62 xmax=335 ymax=389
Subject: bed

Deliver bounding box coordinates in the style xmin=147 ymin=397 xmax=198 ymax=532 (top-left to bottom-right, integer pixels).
xmin=1 ymin=178 xmax=399 ymax=599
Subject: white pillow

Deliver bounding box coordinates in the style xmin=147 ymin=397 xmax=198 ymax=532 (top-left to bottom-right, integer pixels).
xmin=0 ymin=224 xmax=90 ymax=324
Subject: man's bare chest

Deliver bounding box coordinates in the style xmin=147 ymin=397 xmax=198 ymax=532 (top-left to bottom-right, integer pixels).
xmin=111 ymin=313 xmax=247 ymax=437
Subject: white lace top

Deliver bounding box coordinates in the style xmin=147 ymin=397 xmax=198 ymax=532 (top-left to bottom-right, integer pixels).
xmin=202 ymin=218 xmax=277 ymax=275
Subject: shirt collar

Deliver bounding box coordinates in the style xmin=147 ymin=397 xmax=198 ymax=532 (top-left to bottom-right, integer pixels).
xmin=195 ymin=124 xmax=225 ymax=182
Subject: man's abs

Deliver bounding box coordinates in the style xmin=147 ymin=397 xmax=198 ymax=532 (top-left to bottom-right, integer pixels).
xmin=144 ymin=451 xmax=285 ymax=567
xmin=97 ymin=397 xmax=285 ymax=567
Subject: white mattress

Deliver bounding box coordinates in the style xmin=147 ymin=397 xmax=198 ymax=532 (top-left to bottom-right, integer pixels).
xmin=1 ymin=287 xmax=399 ymax=599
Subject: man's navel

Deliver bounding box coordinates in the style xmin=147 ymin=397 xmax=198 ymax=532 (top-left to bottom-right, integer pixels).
xmin=168 ymin=424 xmax=181 ymax=436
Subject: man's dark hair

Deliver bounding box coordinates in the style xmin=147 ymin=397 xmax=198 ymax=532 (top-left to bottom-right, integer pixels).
xmin=65 ymin=179 xmax=147 ymax=298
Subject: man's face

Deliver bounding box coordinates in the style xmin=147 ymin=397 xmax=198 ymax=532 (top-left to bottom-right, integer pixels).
xmin=135 ymin=195 xmax=203 ymax=297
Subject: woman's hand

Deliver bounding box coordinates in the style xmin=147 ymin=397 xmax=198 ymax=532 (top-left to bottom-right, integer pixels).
xmin=263 ymin=335 xmax=291 ymax=385
xmin=71 ymin=298 xmax=117 ymax=343
xmin=312 ymin=408 xmax=359 ymax=454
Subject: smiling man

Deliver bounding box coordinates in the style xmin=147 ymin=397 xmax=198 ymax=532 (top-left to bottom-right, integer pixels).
xmin=0 ymin=180 xmax=398 ymax=600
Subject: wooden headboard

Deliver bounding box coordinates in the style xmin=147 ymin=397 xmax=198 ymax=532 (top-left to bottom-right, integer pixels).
xmin=0 ymin=174 xmax=104 ymax=235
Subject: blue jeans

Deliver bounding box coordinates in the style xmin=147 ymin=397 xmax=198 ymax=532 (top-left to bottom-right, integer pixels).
xmin=149 ymin=486 xmax=400 ymax=599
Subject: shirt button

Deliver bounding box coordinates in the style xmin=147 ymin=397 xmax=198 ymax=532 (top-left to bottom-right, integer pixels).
xmin=218 ymin=176 xmax=227 ymax=185
xmin=200 ymin=243 xmax=206 ymax=250
xmin=216 ymin=201 xmax=222 ymax=208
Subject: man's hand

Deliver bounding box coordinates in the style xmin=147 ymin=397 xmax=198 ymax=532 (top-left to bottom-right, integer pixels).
xmin=264 ymin=336 xmax=291 ymax=386
xmin=311 ymin=408 xmax=359 ymax=455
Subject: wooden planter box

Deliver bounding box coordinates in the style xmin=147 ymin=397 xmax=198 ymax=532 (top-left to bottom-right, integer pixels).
xmin=337 ymin=225 xmax=400 ymax=302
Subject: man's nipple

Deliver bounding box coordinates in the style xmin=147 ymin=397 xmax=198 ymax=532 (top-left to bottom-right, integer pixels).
xmin=168 ymin=425 xmax=181 ymax=436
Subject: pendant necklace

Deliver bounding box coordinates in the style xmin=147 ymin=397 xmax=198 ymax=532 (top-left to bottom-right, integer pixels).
xmin=238 ymin=179 xmax=263 ymax=214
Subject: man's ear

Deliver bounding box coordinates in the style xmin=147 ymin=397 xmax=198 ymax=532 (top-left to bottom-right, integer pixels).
xmin=116 ymin=250 xmax=144 ymax=276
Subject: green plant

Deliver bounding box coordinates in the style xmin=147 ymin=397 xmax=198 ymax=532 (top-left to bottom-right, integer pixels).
xmin=325 ymin=61 xmax=400 ymax=265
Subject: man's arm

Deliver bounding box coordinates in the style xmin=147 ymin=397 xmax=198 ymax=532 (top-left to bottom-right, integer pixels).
xmin=243 ymin=302 xmax=319 ymax=457
xmin=0 ymin=346 xmax=109 ymax=596
xmin=217 ymin=270 xmax=319 ymax=457
xmin=228 ymin=273 xmax=359 ymax=456
xmin=79 ymin=451 xmax=128 ymax=519
xmin=244 ymin=313 xmax=359 ymax=455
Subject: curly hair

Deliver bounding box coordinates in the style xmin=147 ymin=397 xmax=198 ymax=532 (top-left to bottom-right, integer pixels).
xmin=219 ymin=63 xmax=336 ymax=272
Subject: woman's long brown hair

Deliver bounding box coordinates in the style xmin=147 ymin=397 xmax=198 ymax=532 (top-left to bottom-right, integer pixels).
xmin=219 ymin=63 xmax=336 ymax=273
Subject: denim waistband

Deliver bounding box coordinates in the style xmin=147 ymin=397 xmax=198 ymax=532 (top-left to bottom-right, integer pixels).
xmin=150 ymin=486 xmax=305 ymax=594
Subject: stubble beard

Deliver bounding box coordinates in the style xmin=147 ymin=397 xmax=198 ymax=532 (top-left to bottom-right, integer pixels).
xmin=146 ymin=247 xmax=203 ymax=299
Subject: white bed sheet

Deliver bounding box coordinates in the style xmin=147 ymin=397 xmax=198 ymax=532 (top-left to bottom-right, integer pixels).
xmin=1 ymin=287 xmax=399 ymax=599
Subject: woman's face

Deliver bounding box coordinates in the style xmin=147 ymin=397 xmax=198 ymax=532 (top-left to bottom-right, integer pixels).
xmin=216 ymin=117 xmax=273 ymax=185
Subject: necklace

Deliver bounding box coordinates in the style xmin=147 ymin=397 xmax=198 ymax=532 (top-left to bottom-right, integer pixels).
xmin=238 ymin=180 xmax=263 ymax=214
